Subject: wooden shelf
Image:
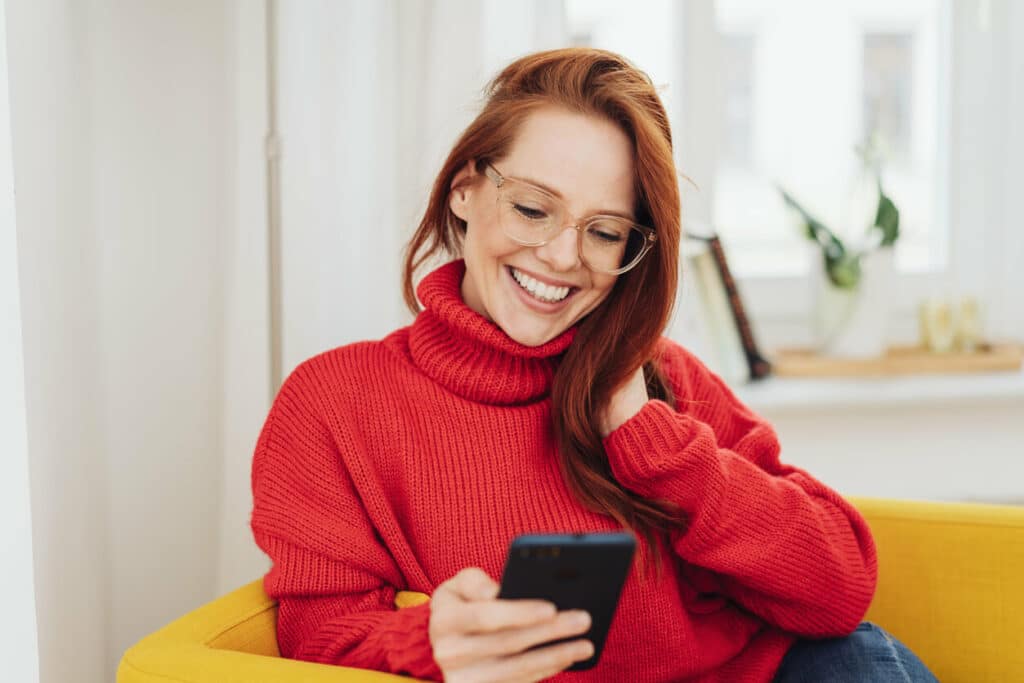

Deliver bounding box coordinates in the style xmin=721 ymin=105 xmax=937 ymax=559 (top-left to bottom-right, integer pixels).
xmin=771 ymin=343 xmax=1023 ymax=378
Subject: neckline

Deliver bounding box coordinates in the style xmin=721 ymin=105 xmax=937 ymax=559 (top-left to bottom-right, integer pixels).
xmin=407 ymin=260 xmax=576 ymax=405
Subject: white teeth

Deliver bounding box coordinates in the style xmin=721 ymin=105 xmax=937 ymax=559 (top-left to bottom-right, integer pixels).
xmin=510 ymin=268 xmax=571 ymax=303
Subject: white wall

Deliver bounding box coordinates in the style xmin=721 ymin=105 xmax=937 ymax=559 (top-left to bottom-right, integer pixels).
xmin=767 ymin=401 xmax=1024 ymax=506
xmin=738 ymin=380 xmax=1024 ymax=506
xmin=992 ymin=0 xmax=1024 ymax=341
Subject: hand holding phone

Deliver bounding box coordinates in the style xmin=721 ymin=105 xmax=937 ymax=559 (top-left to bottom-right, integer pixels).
xmin=498 ymin=531 xmax=636 ymax=671
xmin=428 ymin=567 xmax=595 ymax=682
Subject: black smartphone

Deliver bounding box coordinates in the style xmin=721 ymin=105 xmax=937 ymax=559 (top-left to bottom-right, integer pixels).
xmin=497 ymin=531 xmax=636 ymax=671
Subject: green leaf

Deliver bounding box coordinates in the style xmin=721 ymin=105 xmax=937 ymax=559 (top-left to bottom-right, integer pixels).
xmin=779 ymin=186 xmax=850 ymax=273
xmin=780 ymin=189 xmax=818 ymax=241
xmin=825 ymin=251 xmax=861 ymax=289
xmin=873 ymin=183 xmax=900 ymax=247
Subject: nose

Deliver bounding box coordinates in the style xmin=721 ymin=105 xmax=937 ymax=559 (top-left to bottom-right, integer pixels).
xmin=533 ymin=225 xmax=582 ymax=272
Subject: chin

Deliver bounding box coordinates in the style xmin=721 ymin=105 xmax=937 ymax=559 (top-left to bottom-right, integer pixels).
xmin=512 ymin=330 xmax=559 ymax=347
xmin=494 ymin=298 xmax=576 ymax=346
xmin=497 ymin=315 xmax=565 ymax=347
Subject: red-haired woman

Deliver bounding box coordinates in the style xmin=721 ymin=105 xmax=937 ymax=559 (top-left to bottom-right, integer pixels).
xmin=250 ymin=48 xmax=936 ymax=682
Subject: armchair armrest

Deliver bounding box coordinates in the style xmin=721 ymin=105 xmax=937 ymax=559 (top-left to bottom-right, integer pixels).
xmin=118 ymin=580 xmax=429 ymax=682
xmin=851 ymin=496 xmax=1024 ymax=682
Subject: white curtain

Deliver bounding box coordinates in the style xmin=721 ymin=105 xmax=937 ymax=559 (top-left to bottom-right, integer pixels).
xmin=272 ymin=0 xmax=568 ymax=375
xmin=8 ymin=1 xmax=238 ymax=681
xmin=217 ymin=0 xmax=570 ymax=588
xmin=215 ymin=1 xmax=570 ymax=593
xmin=0 ymin=3 xmax=40 ymax=680
xmin=6 ymin=1 xmax=571 ymax=680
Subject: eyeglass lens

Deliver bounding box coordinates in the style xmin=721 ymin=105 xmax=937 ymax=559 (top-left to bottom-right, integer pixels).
xmin=497 ymin=186 xmax=647 ymax=273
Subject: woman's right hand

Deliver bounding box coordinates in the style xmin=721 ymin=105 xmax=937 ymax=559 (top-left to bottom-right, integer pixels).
xmin=428 ymin=567 xmax=594 ymax=683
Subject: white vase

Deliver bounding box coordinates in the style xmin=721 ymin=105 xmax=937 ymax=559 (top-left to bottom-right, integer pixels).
xmin=812 ymin=247 xmax=895 ymax=358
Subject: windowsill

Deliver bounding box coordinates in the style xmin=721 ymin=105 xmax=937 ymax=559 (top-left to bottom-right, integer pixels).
xmin=734 ymin=368 xmax=1024 ymax=413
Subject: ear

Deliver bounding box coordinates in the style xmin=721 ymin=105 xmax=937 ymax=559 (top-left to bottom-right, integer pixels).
xmin=448 ymin=159 xmax=478 ymax=222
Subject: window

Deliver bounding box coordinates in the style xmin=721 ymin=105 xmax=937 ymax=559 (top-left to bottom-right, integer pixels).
xmin=565 ymin=0 xmax=969 ymax=350
xmin=566 ymin=2 xmax=947 ymax=282
xmin=864 ymin=32 xmax=914 ymax=164
xmin=565 ymin=0 xmax=675 ymax=120
xmin=713 ymin=0 xmax=946 ymax=278
xmin=721 ymin=33 xmax=755 ymax=168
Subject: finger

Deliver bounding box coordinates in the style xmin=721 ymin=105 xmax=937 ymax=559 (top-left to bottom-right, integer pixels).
xmin=448 ymin=567 xmax=500 ymax=602
xmin=458 ymin=598 xmax=562 ymax=634
xmin=458 ymin=638 xmax=595 ymax=683
xmin=435 ymin=608 xmax=591 ymax=669
xmin=433 ymin=596 xmax=557 ymax=639
xmin=431 ymin=568 xmax=494 ymax=614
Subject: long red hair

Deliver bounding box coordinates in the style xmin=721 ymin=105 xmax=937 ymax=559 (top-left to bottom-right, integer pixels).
xmin=403 ymin=48 xmax=683 ymax=573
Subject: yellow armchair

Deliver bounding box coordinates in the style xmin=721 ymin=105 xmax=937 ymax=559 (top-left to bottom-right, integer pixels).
xmin=118 ymin=498 xmax=1024 ymax=683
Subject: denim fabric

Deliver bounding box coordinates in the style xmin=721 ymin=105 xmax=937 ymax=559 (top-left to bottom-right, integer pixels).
xmin=771 ymin=622 xmax=939 ymax=682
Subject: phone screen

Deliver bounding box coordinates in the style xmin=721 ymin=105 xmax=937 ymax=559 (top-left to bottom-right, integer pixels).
xmin=497 ymin=531 xmax=636 ymax=671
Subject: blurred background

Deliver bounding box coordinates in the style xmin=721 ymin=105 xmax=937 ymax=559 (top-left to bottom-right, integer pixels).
xmin=2 ymin=1 xmax=1021 ymax=681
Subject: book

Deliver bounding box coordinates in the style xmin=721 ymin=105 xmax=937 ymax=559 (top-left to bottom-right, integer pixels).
xmin=685 ymin=233 xmax=771 ymax=383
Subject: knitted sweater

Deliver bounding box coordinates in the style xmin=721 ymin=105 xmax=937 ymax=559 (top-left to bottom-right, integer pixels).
xmin=250 ymin=259 xmax=877 ymax=682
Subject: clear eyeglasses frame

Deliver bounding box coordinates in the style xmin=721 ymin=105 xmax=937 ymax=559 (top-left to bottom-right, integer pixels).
xmin=483 ymin=163 xmax=657 ymax=275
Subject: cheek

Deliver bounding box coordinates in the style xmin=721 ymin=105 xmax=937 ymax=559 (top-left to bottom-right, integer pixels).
xmin=463 ymin=200 xmax=498 ymax=249
xmin=591 ymin=274 xmax=618 ymax=301
xmin=461 ymin=214 xmax=517 ymax=297
xmin=578 ymin=275 xmax=618 ymax=314
xmin=466 ymin=215 xmax=519 ymax=263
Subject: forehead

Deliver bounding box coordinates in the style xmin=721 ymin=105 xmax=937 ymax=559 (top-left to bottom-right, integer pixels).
xmin=499 ymin=106 xmax=636 ymax=215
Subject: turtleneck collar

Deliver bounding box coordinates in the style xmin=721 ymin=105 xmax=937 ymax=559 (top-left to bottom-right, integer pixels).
xmin=408 ymin=260 xmax=576 ymax=405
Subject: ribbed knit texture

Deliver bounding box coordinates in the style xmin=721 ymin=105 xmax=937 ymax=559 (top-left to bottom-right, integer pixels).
xmin=250 ymin=259 xmax=878 ymax=682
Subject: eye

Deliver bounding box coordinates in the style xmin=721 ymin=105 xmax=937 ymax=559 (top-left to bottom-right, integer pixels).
xmin=587 ymin=223 xmax=626 ymax=243
xmin=513 ymin=203 xmax=548 ymax=221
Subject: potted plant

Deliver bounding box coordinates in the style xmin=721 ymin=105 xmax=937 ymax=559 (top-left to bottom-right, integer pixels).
xmin=779 ymin=142 xmax=901 ymax=357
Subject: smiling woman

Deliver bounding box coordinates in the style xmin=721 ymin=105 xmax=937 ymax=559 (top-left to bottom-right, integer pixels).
xmin=249 ymin=47 xmax=936 ymax=683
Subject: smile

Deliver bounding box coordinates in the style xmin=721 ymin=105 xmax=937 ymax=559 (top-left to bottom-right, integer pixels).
xmin=509 ymin=267 xmax=574 ymax=303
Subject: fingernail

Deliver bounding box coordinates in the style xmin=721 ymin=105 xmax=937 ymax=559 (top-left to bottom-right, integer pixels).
xmin=534 ymin=603 xmax=556 ymax=619
xmin=578 ymin=640 xmax=595 ymax=658
xmin=570 ymin=611 xmax=591 ymax=629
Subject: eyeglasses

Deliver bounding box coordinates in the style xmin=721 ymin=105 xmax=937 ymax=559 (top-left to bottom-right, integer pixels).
xmin=483 ymin=163 xmax=657 ymax=275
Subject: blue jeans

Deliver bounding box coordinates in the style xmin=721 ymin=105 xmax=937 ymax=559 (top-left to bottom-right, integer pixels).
xmin=772 ymin=622 xmax=939 ymax=682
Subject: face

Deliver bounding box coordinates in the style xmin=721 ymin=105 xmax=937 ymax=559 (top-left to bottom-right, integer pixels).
xmin=449 ymin=106 xmax=637 ymax=347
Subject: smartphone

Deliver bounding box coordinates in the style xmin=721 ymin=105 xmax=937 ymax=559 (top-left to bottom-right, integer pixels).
xmin=497 ymin=531 xmax=636 ymax=671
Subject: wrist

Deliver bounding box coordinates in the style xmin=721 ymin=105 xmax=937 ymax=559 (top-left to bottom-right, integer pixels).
xmin=600 ymin=398 xmax=649 ymax=438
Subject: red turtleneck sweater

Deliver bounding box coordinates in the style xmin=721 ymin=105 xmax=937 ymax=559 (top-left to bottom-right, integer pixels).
xmin=250 ymin=260 xmax=877 ymax=682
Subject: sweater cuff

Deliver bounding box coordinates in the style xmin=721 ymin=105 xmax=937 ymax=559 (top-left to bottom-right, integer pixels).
xmin=603 ymin=399 xmax=712 ymax=508
xmin=377 ymin=601 xmax=443 ymax=680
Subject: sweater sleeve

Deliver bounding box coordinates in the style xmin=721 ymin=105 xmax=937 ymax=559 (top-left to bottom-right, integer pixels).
xmin=250 ymin=362 xmax=442 ymax=680
xmin=603 ymin=342 xmax=877 ymax=638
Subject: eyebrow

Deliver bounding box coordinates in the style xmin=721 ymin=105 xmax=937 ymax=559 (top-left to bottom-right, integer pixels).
xmin=515 ymin=173 xmax=636 ymax=222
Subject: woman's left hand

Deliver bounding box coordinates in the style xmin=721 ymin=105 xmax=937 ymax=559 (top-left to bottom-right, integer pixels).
xmin=599 ymin=366 xmax=650 ymax=438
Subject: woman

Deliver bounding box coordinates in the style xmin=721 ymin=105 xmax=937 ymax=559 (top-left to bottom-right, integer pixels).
xmin=250 ymin=48 xmax=937 ymax=682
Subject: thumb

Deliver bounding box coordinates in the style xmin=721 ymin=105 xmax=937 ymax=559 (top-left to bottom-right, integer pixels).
xmin=454 ymin=567 xmax=500 ymax=601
